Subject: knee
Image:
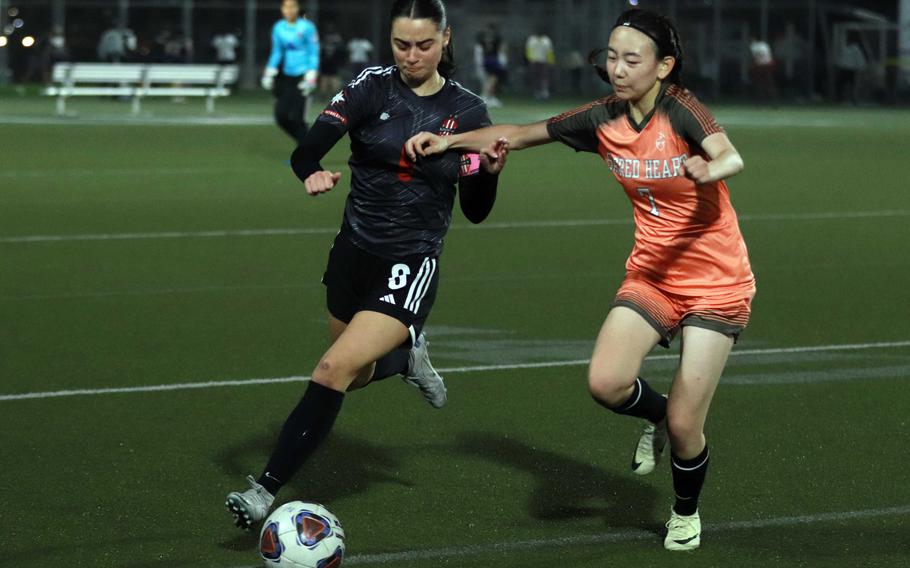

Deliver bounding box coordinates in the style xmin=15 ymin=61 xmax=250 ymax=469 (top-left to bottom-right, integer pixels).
xmin=311 ymin=357 xmax=356 ymax=391
xmin=588 ymin=368 xmax=636 ymax=408
xmin=667 ymin=412 xmax=703 ymax=454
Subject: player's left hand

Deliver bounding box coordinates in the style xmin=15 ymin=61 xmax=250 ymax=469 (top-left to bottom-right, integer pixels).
xmin=480 ymin=137 xmax=509 ymax=174
xmin=682 ymin=155 xmax=713 ymax=184
xmin=298 ymin=70 xmax=318 ymax=96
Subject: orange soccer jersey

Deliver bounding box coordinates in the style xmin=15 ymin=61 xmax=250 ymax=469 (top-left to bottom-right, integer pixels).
xmin=546 ymin=84 xmax=755 ymax=297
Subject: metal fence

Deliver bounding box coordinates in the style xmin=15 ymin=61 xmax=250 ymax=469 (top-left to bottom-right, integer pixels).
xmin=1 ymin=0 xmax=907 ymax=103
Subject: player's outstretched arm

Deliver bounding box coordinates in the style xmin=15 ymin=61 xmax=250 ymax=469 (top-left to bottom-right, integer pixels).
xmin=683 ymin=132 xmax=744 ymax=184
xmin=406 ymin=122 xmax=551 ymax=160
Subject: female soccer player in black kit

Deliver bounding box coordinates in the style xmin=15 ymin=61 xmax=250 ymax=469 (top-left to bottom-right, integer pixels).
xmin=225 ymin=0 xmax=508 ymax=530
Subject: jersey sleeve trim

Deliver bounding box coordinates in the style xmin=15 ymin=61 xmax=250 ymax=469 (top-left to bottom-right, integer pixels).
xmin=666 ymin=85 xmax=723 ymax=137
xmin=547 ymin=95 xmax=620 ymax=125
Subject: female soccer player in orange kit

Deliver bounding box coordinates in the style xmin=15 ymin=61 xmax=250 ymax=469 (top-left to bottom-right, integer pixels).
xmin=406 ymin=8 xmax=755 ymax=552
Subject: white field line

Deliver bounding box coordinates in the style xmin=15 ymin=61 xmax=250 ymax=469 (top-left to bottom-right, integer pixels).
xmin=2 ymin=340 xmax=908 ymax=402
xmin=225 ymin=504 xmax=910 ymax=567
xmin=2 ymin=209 xmax=909 ymax=244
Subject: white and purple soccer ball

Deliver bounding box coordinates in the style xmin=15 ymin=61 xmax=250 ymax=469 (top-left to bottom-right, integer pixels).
xmin=259 ymin=501 xmax=345 ymax=568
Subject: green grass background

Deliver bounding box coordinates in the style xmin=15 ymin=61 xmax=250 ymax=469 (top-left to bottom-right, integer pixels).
xmin=1 ymin=91 xmax=909 ymax=567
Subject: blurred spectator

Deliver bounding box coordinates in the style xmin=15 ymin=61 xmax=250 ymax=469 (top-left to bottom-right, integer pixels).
xmin=772 ymin=23 xmax=808 ymax=100
xmin=479 ymin=23 xmax=507 ymax=107
xmin=97 ymin=20 xmax=137 ymax=62
xmin=346 ymin=36 xmax=374 ymax=80
xmin=836 ymin=35 xmax=867 ymax=104
xmin=166 ymin=32 xmax=193 ymax=63
xmin=564 ymin=49 xmax=584 ymax=93
xmin=153 ymin=29 xmax=192 ymax=63
xmin=153 ymin=30 xmax=173 ymax=62
xmin=319 ymin=23 xmax=345 ymax=95
xmin=525 ymin=29 xmax=554 ymax=100
xmin=473 ymin=32 xmax=487 ymax=94
xmin=749 ymin=36 xmax=778 ymax=104
xmin=212 ymin=29 xmax=239 ymax=65
xmin=41 ymin=27 xmax=70 ymax=84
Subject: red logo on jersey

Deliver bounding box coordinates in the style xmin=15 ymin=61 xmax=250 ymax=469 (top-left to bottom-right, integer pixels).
xmin=438 ymin=116 xmax=458 ymax=136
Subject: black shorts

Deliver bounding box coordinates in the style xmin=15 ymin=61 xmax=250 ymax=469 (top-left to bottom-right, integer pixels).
xmin=322 ymin=232 xmax=440 ymax=347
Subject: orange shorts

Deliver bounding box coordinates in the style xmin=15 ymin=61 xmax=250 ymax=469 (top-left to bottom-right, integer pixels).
xmin=613 ymin=272 xmax=755 ymax=348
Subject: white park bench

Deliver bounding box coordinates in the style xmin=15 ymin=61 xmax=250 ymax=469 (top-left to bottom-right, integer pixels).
xmin=45 ymin=63 xmax=240 ymax=115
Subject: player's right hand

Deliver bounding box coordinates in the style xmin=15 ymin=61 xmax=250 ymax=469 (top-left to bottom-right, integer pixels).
xmin=304 ymin=171 xmax=342 ymax=196
xmin=405 ymin=132 xmax=450 ymax=160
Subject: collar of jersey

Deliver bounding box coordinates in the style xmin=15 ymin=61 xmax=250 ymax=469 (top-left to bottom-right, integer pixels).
xmin=624 ymin=81 xmax=670 ymax=133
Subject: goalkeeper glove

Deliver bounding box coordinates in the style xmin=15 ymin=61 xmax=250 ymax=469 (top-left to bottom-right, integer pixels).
xmin=260 ymin=67 xmax=278 ymax=90
xmin=298 ymin=70 xmax=318 ymax=96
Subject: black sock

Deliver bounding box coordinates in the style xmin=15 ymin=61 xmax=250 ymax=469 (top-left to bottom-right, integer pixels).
xmin=258 ymin=381 xmax=344 ymax=496
xmin=370 ymin=347 xmax=409 ymax=382
xmin=671 ymin=445 xmax=710 ymax=516
xmin=598 ymin=377 xmax=667 ymax=424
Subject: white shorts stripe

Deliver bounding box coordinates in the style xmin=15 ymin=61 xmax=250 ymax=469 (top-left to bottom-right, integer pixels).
xmin=403 ymin=258 xmax=430 ymax=312
xmin=411 ymin=259 xmax=437 ymax=314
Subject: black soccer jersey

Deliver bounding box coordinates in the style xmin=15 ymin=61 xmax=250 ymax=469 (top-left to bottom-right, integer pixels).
xmin=316 ymin=66 xmax=491 ymax=259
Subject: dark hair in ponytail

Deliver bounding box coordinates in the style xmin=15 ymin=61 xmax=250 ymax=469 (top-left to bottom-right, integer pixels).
xmin=590 ymin=8 xmax=684 ymax=86
xmin=390 ymin=0 xmax=456 ymax=78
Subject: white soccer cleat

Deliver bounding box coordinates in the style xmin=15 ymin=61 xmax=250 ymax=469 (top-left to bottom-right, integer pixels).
xmin=631 ymin=417 xmax=668 ymax=475
xmin=225 ymin=475 xmax=275 ymax=530
xmin=402 ymin=333 xmax=447 ymax=409
xmin=664 ymin=509 xmax=701 ymax=551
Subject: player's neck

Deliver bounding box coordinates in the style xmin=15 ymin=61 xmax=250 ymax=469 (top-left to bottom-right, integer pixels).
xmin=408 ymin=71 xmax=445 ymax=97
xmin=629 ymin=80 xmax=662 ymax=124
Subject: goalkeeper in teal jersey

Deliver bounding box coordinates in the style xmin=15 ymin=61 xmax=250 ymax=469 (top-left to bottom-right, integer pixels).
xmin=261 ymin=0 xmax=320 ymax=144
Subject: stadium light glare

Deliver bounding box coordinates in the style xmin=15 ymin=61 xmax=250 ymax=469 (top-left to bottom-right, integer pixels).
xmin=8 ymin=7 xmax=19 ymax=18
xmin=21 ymin=35 xmax=33 ymax=47
xmin=629 ymin=0 xmax=639 ymax=5
xmin=13 ymin=18 xmax=23 ymax=29
xmin=3 ymin=25 xmax=13 ymax=35
xmin=0 ymin=36 xmax=7 ymax=48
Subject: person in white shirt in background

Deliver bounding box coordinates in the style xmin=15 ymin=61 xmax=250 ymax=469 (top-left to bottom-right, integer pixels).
xmin=473 ymin=31 xmax=487 ymax=95
xmin=97 ymin=19 xmax=137 ymax=63
xmin=748 ymin=36 xmax=778 ymax=104
xmin=212 ymin=30 xmax=239 ymax=65
xmin=836 ymin=34 xmax=867 ymax=104
xmin=479 ymin=23 xmax=507 ymax=108
xmin=525 ymin=29 xmax=555 ymax=100
xmin=346 ymin=36 xmax=374 ymax=80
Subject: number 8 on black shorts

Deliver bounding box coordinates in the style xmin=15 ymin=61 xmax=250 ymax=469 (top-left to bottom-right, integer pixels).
xmin=322 ymin=232 xmax=440 ymax=346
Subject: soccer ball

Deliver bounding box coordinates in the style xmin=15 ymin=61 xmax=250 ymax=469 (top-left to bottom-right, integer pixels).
xmin=259 ymin=501 xmax=345 ymax=568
